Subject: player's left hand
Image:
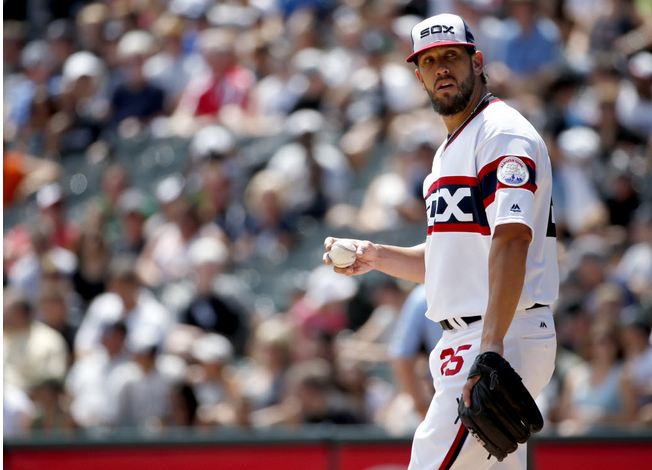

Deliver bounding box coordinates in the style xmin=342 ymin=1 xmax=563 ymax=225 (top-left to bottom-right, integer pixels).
xmin=462 ymin=376 xmax=479 ymax=408
xmin=457 ymin=352 xmax=544 ymax=462
xmin=462 ymin=342 xmax=503 ymax=407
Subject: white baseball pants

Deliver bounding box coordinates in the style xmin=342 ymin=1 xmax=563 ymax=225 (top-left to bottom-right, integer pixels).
xmin=407 ymin=306 xmax=556 ymax=470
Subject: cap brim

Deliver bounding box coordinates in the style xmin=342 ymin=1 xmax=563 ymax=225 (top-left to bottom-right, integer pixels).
xmin=406 ymin=42 xmax=476 ymax=63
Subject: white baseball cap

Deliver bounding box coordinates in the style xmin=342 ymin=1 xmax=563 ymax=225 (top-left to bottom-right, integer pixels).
xmin=406 ymin=13 xmax=476 ymax=64
xmin=192 ymin=333 xmax=234 ymax=363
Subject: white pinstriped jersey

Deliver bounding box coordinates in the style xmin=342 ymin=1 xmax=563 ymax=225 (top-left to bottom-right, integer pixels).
xmin=422 ymin=95 xmax=559 ymax=322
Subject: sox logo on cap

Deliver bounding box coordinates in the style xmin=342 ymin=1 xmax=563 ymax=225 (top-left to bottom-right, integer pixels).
xmin=406 ymin=13 xmax=476 ymax=63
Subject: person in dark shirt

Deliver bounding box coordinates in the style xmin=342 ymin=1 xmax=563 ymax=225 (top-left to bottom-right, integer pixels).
xmin=179 ymin=237 xmax=246 ymax=355
xmin=111 ymin=31 xmax=165 ymax=124
xmin=180 ymin=295 xmax=241 ymax=344
xmin=37 ymin=283 xmax=77 ymax=356
xmin=113 ymin=188 xmax=149 ymax=258
xmin=72 ymin=228 xmax=109 ymax=305
xmin=290 ymin=359 xmax=361 ymax=425
xmin=111 ymin=78 xmax=164 ymax=124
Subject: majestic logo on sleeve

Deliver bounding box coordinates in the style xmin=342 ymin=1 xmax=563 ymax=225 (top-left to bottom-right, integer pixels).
xmin=424 ymin=176 xmax=490 ymax=235
xmin=496 ymin=157 xmax=529 ymax=187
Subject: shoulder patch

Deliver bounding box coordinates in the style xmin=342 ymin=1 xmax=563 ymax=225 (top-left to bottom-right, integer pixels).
xmin=497 ymin=156 xmax=529 ymax=187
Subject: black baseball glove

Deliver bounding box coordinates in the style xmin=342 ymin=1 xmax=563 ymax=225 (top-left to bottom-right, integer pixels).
xmin=457 ymin=352 xmax=544 ymax=462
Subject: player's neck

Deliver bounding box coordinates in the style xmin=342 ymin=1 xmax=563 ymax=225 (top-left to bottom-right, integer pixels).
xmin=441 ymin=83 xmax=488 ymax=135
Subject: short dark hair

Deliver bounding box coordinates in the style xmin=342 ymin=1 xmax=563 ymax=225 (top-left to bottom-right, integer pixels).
xmin=464 ymin=46 xmax=487 ymax=84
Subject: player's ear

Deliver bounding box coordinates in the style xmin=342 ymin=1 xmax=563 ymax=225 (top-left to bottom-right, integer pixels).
xmin=472 ymin=50 xmax=484 ymax=78
xmin=415 ymin=68 xmax=426 ymax=91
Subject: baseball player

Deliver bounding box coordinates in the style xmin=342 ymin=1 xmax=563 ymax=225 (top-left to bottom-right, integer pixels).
xmin=323 ymin=13 xmax=559 ymax=470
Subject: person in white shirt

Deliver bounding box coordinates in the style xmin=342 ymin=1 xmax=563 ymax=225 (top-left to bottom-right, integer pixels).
xmin=114 ymin=335 xmax=174 ymax=428
xmin=3 ymin=288 xmax=69 ymax=392
xmin=3 ymin=382 xmax=36 ymax=438
xmin=74 ymin=258 xmax=172 ymax=357
xmin=66 ymin=321 xmax=130 ymax=428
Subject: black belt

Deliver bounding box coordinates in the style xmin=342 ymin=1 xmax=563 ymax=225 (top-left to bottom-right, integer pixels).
xmin=439 ymin=316 xmax=482 ymax=331
xmin=527 ymin=303 xmax=548 ymax=310
xmin=439 ymin=304 xmax=548 ymax=331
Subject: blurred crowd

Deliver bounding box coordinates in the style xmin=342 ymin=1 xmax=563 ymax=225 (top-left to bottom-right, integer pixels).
xmin=3 ymin=0 xmax=652 ymax=439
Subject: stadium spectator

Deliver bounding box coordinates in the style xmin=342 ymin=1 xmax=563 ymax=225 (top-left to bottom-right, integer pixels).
xmin=29 ymin=378 xmax=77 ymax=435
xmin=177 ymin=237 xmax=246 ymax=352
xmin=66 ymin=321 xmax=130 ymax=428
xmin=187 ymin=125 xmax=248 ymax=200
xmin=337 ymin=279 xmax=406 ymax=365
xmin=144 ymin=14 xmax=199 ymax=110
xmin=240 ymin=169 xmax=297 ymax=262
xmin=284 ymin=48 xmax=329 ymax=114
xmin=75 ymin=3 xmax=110 ymax=56
xmin=334 ymin=358 xmax=395 ymax=425
xmin=6 ymin=40 xmax=53 ymax=133
xmin=93 ymin=164 xmax=130 ymax=241
xmin=46 ymin=19 xmax=76 ymax=83
xmin=166 ymin=382 xmax=200 ymax=428
xmin=285 ymin=358 xmax=361 ymax=425
xmin=4 ymin=182 xmax=80 ymax=273
xmin=37 ymin=283 xmax=77 ymax=356
xmin=54 ymin=51 xmax=109 ymax=154
xmin=604 ymin=171 xmax=641 ymax=228
xmin=137 ymin=198 xmax=226 ymax=288
xmin=142 ymin=173 xmax=186 ymax=238
xmin=288 ymin=265 xmax=357 ymax=360
xmin=188 ymin=333 xmax=237 ymax=409
xmin=620 ymin=307 xmax=652 ymax=423
xmin=72 ymin=228 xmax=110 ymax=305
xmin=114 ymin=334 xmax=178 ymax=428
xmin=7 ymin=223 xmax=77 ymax=305
xmin=195 ymin=161 xmax=247 ymax=244
xmin=110 ymin=30 xmax=165 ymax=125
xmin=499 ymin=0 xmax=562 ymax=81
xmin=24 ymin=91 xmax=61 ymax=158
xmin=267 ymin=109 xmax=354 ymax=220
xmin=616 ymin=51 xmax=652 ymax=139
xmin=3 ymin=289 xmax=69 ymax=393
xmin=113 ymin=188 xmax=150 ymax=257
xmin=557 ymin=324 xmax=626 ymax=432
xmin=74 ymin=258 xmax=172 ymax=357
xmin=236 ymin=317 xmax=294 ymax=411
xmin=3 ymin=383 xmax=36 ymax=438
xmin=171 ymin=28 xmax=255 ymax=135
xmin=616 ymin=203 xmax=652 ymax=298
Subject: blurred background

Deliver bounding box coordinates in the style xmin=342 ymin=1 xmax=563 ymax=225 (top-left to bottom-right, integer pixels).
xmin=3 ymin=0 xmax=652 ymax=467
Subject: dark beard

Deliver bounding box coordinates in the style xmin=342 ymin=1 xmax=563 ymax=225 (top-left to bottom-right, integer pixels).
xmin=428 ymin=64 xmax=476 ymax=116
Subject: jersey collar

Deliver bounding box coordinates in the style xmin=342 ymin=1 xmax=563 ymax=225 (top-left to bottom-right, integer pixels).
xmin=444 ymin=93 xmax=500 ymax=150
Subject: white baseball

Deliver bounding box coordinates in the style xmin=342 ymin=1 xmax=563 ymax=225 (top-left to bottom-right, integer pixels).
xmin=329 ymin=240 xmax=357 ymax=268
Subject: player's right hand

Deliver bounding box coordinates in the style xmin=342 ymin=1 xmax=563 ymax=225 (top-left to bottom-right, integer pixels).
xmin=323 ymin=237 xmax=378 ymax=276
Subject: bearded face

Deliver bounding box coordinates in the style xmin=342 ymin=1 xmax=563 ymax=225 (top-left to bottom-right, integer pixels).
xmin=426 ymin=60 xmax=477 ymax=117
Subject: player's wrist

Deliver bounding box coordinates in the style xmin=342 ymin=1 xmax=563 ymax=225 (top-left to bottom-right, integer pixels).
xmin=370 ymin=242 xmax=386 ymax=268
xmin=479 ymin=340 xmax=504 ymax=356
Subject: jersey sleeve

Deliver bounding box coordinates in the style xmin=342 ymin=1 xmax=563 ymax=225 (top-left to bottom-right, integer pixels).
xmin=476 ymin=133 xmax=539 ymax=233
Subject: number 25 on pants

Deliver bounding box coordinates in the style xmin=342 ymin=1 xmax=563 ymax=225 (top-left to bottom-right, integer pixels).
xmin=440 ymin=345 xmax=472 ymax=376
